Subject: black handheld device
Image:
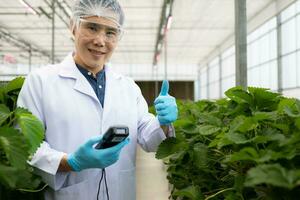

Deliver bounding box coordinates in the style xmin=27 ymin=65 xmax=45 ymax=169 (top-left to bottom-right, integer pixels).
xmin=95 ymin=126 xmax=129 ymax=149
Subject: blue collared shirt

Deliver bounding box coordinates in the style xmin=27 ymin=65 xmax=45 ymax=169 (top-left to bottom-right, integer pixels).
xmin=76 ymin=63 xmax=106 ymax=107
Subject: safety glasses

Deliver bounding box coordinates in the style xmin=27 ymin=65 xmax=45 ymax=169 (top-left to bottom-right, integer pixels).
xmin=78 ymin=18 xmax=122 ymax=43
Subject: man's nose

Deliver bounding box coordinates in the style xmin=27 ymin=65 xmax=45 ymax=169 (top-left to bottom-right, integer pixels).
xmin=93 ymin=32 xmax=106 ymax=46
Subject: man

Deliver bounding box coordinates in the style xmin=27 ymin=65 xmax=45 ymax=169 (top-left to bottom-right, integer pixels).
xmin=17 ymin=0 xmax=178 ymax=199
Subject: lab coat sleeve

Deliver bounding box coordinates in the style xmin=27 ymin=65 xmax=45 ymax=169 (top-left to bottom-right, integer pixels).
xmin=17 ymin=71 xmax=68 ymax=190
xmin=135 ymin=85 xmax=175 ymax=152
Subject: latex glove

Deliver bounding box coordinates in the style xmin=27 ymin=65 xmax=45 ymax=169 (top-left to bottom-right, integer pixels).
xmin=67 ymin=135 xmax=129 ymax=171
xmin=154 ymin=80 xmax=178 ymax=125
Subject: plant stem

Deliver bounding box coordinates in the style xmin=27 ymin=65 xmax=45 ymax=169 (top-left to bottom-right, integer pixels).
xmin=204 ymin=188 xmax=235 ymax=200
xmin=17 ymin=184 xmax=48 ymax=193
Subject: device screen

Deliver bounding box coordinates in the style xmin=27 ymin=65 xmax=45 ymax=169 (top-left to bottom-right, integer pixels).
xmin=115 ymin=128 xmax=126 ymax=134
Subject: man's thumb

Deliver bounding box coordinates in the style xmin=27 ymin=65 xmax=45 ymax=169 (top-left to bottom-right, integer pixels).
xmin=160 ymin=80 xmax=169 ymax=96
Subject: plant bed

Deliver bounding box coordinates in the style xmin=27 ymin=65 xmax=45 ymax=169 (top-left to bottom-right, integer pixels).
xmin=156 ymin=86 xmax=300 ymax=200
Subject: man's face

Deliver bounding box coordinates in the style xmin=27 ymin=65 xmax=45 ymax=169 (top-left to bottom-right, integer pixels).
xmin=72 ymin=16 xmax=120 ymax=73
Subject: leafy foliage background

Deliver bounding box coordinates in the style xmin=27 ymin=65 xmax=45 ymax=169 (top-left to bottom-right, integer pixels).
xmin=156 ymin=87 xmax=300 ymax=200
xmin=0 ymin=78 xmax=45 ymax=199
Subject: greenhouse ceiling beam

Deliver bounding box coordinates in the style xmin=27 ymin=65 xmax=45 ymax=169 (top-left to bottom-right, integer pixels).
xmin=152 ymin=0 xmax=174 ymax=66
xmin=43 ymin=0 xmax=70 ymax=28
xmin=0 ymin=27 xmax=51 ymax=60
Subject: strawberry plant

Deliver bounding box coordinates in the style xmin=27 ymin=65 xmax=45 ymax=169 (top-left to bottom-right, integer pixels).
xmin=156 ymin=86 xmax=300 ymax=200
xmin=0 ymin=77 xmax=45 ymax=199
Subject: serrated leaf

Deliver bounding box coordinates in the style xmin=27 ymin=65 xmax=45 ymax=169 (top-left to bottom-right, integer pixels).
xmin=0 ymin=104 xmax=11 ymax=125
xmin=193 ymin=143 xmax=208 ymax=169
xmin=0 ymin=164 xmax=20 ymax=188
xmin=173 ymin=185 xmax=204 ymax=200
xmin=237 ymin=117 xmax=258 ymax=132
xmin=252 ymin=130 xmax=285 ymax=144
xmin=0 ymin=127 xmax=29 ymax=169
xmin=248 ymin=87 xmax=280 ymax=111
xmin=284 ymin=106 xmax=300 ymax=117
xmin=257 ymin=149 xmax=296 ymax=163
xmin=277 ymin=98 xmax=296 ymax=114
xmin=156 ymin=137 xmax=186 ymax=159
xmin=267 ymin=122 xmax=289 ymax=134
xmin=253 ymin=111 xmax=277 ymax=121
xmin=198 ymin=113 xmax=222 ymax=127
xmin=198 ymin=125 xmax=221 ymax=136
xmin=245 ymin=164 xmax=300 ymax=190
xmin=0 ymin=164 xmax=41 ymax=189
xmin=174 ymin=118 xmax=195 ymax=129
xmin=295 ymin=118 xmax=300 ymax=130
xmin=15 ymin=107 xmax=44 ymax=154
xmin=225 ymin=86 xmax=254 ymax=106
xmin=225 ymin=147 xmax=259 ymax=163
xmin=4 ymin=77 xmax=25 ymax=94
xmin=230 ymin=115 xmax=258 ymax=133
xmin=225 ymin=132 xmax=250 ymax=144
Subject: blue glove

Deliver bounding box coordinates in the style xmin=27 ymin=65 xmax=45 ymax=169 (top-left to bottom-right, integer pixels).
xmin=154 ymin=80 xmax=178 ymax=125
xmin=67 ymin=135 xmax=129 ymax=171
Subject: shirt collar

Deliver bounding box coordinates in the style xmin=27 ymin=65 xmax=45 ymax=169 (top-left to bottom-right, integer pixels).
xmin=75 ymin=63 xmax=105 ymax=79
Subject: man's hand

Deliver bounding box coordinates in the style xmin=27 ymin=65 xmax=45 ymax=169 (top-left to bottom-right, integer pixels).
xmin=154 ymin=80 xmax=178 ymax=125
xmin=67 ymin=135 xmax=129 ymax=171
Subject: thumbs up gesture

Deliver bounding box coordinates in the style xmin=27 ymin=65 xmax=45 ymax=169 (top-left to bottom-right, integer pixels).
xmin=154 ymin=80 xmax=178 ymax=125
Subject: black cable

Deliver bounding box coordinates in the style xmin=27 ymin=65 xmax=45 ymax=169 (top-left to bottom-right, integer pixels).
xmin=96 ymin=168 xmax=110 ymax=200
xmin=97 ymin=169 xmax=105 ymax=200
xmin=104 ymin=169 xmax=109 ymax=200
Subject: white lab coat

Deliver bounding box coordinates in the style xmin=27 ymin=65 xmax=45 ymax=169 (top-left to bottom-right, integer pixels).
xmin=17 ymin=53 xmax=173 ymax=200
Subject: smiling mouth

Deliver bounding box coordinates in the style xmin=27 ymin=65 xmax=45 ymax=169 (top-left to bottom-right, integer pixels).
xmin=88 ymin=49 xmax=105 ymax=56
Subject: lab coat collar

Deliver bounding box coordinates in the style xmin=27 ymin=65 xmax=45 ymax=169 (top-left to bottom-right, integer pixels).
xmin=57 ymin=52 xmax=122 ymax=104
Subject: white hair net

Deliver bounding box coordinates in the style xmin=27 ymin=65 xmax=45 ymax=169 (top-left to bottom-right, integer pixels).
xmin=72 ymin=0 xmax=125 ymax=28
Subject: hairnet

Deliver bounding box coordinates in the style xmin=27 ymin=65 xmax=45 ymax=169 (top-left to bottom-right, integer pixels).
xmin=72 ymin=0 xmax=125 ymax=28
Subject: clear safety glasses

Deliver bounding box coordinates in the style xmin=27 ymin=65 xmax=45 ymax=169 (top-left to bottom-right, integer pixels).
xmin=78 ymin=18 xmax=122 ymax=43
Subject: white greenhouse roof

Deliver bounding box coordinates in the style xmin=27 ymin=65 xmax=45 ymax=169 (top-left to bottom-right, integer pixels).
xmin=0 ymin=0 xmax=293 ymax=68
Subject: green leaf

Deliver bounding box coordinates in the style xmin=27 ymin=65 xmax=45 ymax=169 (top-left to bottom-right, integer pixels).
xmin=174 ymin=118 xmax=195 ymax=130
xmin=3 ymin=77 xmax=25 ymax=94
xmin=225 ymin=147 xmax=259 ymax=163
xmin=193 ymin=143 xmax=208 ymax=169
xmin=257 ymin=149 xmax=296 ymax=163
xmin=198 ymin=113 xmax=223 ymax=127
xmin=229 ymin=116 xmax=259 ymax=133
xmin=0 ymin=104 xmax=11 ymax=125
xmin=277 ymin=98 xmax=296 ymax=114
xmin=237 ymin=117 xmax=258 ymax=132
xmin=248 ymin=87 xmax=280 ymax=111
xmin=284 ymin=106 xmax=300 ymax=117
xmin=0 ymin=164 xmax=20 ymax=188
xmin=253 ymin=111 xmax=277 ymax=121
xmin=252 ymin=132 xmax=285 ymax=144
xmin=0 ymin=164 xmax=41 ymax=189
xmin=295 ymin=118 xmax=300 ymax=130
xmin=0 ymin=127 xmax=29 ymax=169
xmin=225 ymin=132 xmax=250 ymax=144
xmin=245 ymin=164 xmax=300 ymax=190
xmin=209 ymin=132 xmax=233 ymax=148
xmin=156 ymin=137 xmax=186 ymax=159
xmin=15 ymin=107 xmax=44 ymax=154
xmin=198 ymin=125 xmax=221 ymax=136
xmin=173 ymin=185 xmax=204 ymax=200
xmin=225 ymin=86 xmax=254 ymax=106
xmin=267 ymin=122 xmax=289 ymax=134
